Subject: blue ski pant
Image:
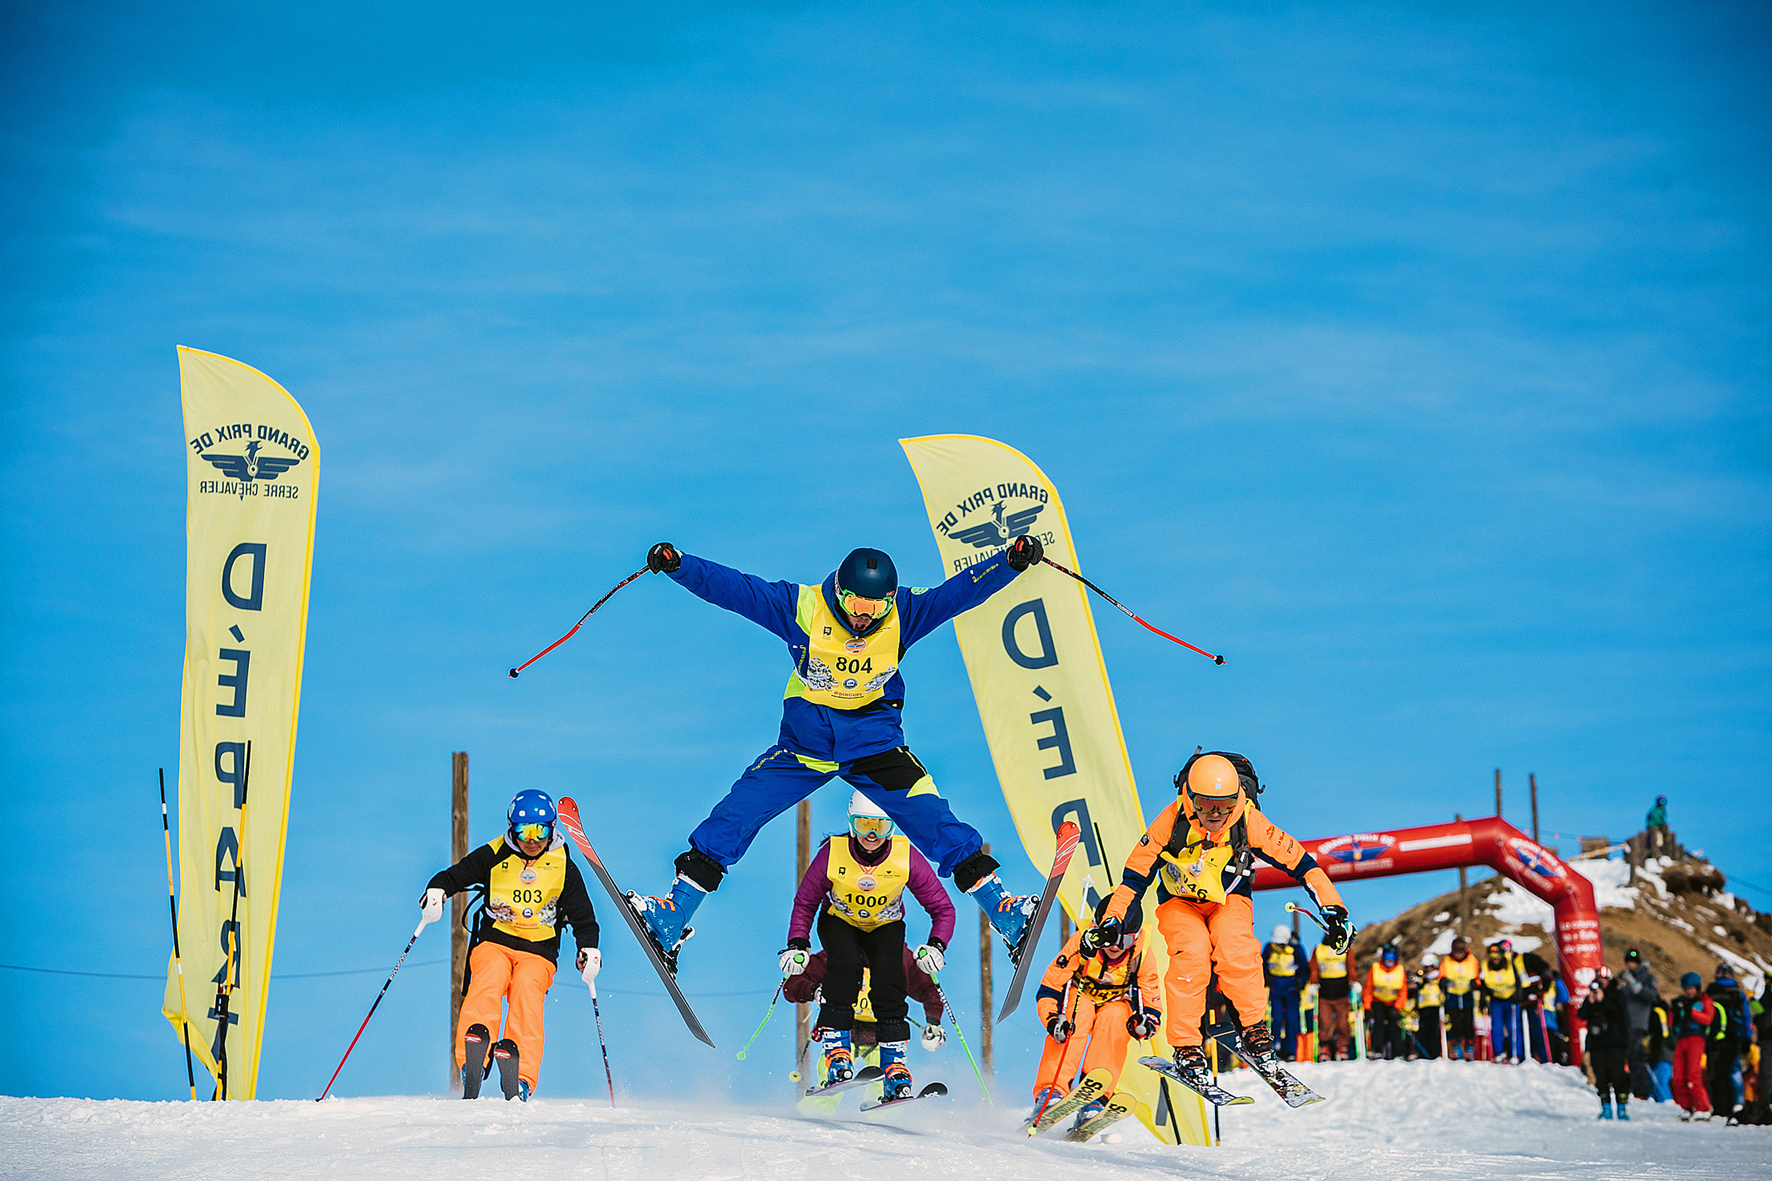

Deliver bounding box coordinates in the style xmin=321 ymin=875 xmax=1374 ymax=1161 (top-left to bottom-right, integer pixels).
xmin=1489 ymin=1000 xmax=1521 ymax=1059
xmin=688 ymin=744 xmax=985 ymax=880
xmin=1269 ymin=988 xmax=1302 ymax=1061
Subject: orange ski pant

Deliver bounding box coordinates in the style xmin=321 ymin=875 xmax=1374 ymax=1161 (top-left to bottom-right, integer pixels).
xmin=1031 ymin=995 xmax=1134 ymax=1098
xmin=455 ymin=941 xmax=557 ymax=1090
xmin=1157 ymin=894 xmax=1266 ymax=1048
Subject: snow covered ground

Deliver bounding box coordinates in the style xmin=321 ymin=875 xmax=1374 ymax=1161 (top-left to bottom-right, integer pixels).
xmin=5 ymin=1060 xmax=1764 ymax=1181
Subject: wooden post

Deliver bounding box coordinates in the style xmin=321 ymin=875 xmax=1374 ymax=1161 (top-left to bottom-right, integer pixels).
xmin=1494 ymin=768 xmax=1502 ymax=818
xmin=979 ymin=843 xmax=993 ymax=1076
xmin=1456 ymin=812 xmax=1468 ymax=935
xmin=1529 ymin=773 xmax=1539 ymax=844
xmin=795 ymin=799 xmax=811 ymax=1086
xmin=1059 ymin=912 xmax=1070 ymax=948
xmin=449 ymin=752 xmax=469 ymax=1092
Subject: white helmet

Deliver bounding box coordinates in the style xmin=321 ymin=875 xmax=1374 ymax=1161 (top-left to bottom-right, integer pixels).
xmin=1421 ymin=952 xmax=1440 ymax=967
xmin=1273 ymin=924 xmax=1292 ymax=943
xmin=847 ymin=790 xmax=894 ymax=840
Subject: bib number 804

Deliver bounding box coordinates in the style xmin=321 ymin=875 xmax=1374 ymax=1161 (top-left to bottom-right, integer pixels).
xmin=833 ymin=656 xmax=874 ymax=674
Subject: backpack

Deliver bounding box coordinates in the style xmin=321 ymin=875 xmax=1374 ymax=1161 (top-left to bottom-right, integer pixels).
xmin=1165 ymin=750 xmax=1265 ymax=887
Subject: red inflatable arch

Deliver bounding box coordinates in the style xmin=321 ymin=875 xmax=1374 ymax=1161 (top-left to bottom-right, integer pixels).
xmin=1251 ymin=815 xmax=1602 ymax=1064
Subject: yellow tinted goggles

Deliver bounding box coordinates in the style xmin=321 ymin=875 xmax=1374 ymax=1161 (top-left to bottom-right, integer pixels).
xmin=1189 ymin=794 xmax=1239 ymax=819
xmin=838 ymin=590 xmax=892 ymax=620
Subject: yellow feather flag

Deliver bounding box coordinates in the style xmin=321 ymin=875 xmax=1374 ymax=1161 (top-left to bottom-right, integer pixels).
xmin=162 ymin=348 xmax=319 ymax=1098
xmin=900 ymin=434 xmax=1211 ymax=1146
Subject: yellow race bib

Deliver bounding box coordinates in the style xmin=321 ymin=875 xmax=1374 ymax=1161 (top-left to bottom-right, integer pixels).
xmin=826 ymin=836 xmax=911 ymax=931
xmin=787 ymin=585 xmax=901 ymax=710
xmin=484 ymin=838 xmax=566 ymax=942
xmin=1158 ymin=840 xmax=1234 ymax=904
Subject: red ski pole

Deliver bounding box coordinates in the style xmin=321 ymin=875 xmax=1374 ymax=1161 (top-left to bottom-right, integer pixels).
xmin=509 ymin=568 xmax=649 ymax=678
xmin=1038 ymin=557 xmax=1225 ymax=664
xmin=316 ymin=919 xmax=428 ymax=1100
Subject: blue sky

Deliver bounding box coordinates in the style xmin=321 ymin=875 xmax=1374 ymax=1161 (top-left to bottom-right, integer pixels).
xmin=2 ymin=2 xmax=1768 ymax=1102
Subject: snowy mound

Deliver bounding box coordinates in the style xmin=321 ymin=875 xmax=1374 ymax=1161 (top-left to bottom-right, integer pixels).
xmin=6 ymin=1061 xmax=1765 ymax=1180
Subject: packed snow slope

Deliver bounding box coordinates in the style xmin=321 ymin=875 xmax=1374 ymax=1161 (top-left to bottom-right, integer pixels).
xmin=7 ymin=1060 xmax=1764 ymax=1181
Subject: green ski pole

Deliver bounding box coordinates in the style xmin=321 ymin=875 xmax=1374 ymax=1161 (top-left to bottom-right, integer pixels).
xmin=736 ymin=980 xmax=784 ymax=1061
xmin=931 ymin=976 xmax=991 ymax=1105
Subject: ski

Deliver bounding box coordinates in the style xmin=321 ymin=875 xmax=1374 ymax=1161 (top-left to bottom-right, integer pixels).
xmin=1138 ymin=1056 xmax=1255 ymax=1107
xmin=1026 ymin=1066 xmax=1113 ymax=1134
xmin=801 ymin=1065 xmax=885 ymax=1098
xmin=1064 ymin=1092 xmax=1134 ymax=1141
xmin=1211 ymin=1032 xmax=1325 ymax=1108
xmin=995 ymin=820 xmax=1081 ymax=1022
xmin=556 ymin=797 xmax=715 ymax=1048
xmin=859 ymin=1081 xmax=947 ymax=1112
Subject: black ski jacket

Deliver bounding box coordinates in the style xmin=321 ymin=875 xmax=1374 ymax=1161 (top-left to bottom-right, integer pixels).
xmin=428 ymin=836 xmax=599 ymax=966
xmin=1577 ymin=980 xmax=1630 ymax=1049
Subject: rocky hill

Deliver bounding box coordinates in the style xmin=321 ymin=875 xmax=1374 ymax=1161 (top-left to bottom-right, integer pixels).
xmin=1348 ymin=834 xmax=1771 ymax=997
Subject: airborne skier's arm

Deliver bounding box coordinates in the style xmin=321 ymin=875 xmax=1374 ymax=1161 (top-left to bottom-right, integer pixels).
xmin=895 ymin=550 xmax=1021 ymax=647
xmin=1242 ymin=810 xmax=1344 ymax=911
xmin=665 ymin=552 xmax=803 ymax=641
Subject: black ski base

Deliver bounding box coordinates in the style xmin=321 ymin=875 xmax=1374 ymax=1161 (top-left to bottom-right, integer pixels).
xmin=860 ymin=1081 xmax=947 ymax=1112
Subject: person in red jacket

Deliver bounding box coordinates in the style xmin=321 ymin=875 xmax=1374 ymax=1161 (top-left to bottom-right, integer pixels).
xmin=1669 ymin=971 xmax=1715 ymax=1120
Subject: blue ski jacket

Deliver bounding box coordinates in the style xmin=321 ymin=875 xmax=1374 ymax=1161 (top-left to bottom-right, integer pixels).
xmin=666 ymin=550 xmax=1021 ymax=762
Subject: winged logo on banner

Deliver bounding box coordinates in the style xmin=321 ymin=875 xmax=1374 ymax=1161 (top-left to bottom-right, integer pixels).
xmin=200 ymin=440 xmax=302 ymax=482
xmin=951 ymin=501 xmax=1044 ymax=550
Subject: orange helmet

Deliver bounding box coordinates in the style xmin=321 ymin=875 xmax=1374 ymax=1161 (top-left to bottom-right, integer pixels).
xmin=1185 ymin=754 xmax=1242 ymax=800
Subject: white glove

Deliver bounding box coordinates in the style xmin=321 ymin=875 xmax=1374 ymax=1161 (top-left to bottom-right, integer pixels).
xmin=577 ymin=947 xmax=600 ymax=985
xmin=921 ymin=1022 xmax=946 ymax=1050
xmin=915 ymin=942 xmax=945 ymax=975
xmin=779 ymin=947 xmax=810 ymax=976
xmin=419 ymin=887 xmax=445 ymax=926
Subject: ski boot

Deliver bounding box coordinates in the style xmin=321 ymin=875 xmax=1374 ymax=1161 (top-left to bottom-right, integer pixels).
xmin=1170 ymin=1044 xmax=1215 ymax=1094
xmin=493 ymin=1038 xmax=522 ymax=1101
xmin=820 ymin=1027 xmax=855 ymax=1086
xmin=1236 ymin=1021 xmax=1278 ymax=1072
xmin=461 ymin=1023 xmax=492 ymax=1099
xmin=967 ymin=873 xmax=1039 ymax=959
xmin=1598 ymin=1101 xmax=1614 ymax=1120
xmin=1071 ymin=1097 xmax=1107 ymax=1134
xmin=1026 ymin=1087 xmax=1066 ymax=1130
xmin=626 ymin=877 xmax=702 ymax=972
xmin=878 ymin=1038 xmax=914 ymax=1100
xmin=1616 ymin=1102 xmax=1629 ymax=1121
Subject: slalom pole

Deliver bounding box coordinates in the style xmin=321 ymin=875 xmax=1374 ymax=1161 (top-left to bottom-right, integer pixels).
xmin=931 ymin=977 xmax=991 ymax=1105
xmin=316 ymin=918 xmax=430 ymax=1101
xmin=735 ymin=980 xmax=784 ymax=1061
xmin=1038 ymin=557 xmax=1225 ymax=664
xmin=508 ymin=568 xmax=649 ymax=678
xmin=159 ymin=769 xmax=198 ymax=1100
xmin=589 ymin=985 xmax=616 ymax=1108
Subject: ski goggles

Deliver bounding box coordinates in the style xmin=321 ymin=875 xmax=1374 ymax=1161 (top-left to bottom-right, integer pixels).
xmin=1188 ymin=793 xmax=1240 ymax=819
xmin=850 ymin=814 xmax=895 ymax=841
xmin=512 ymin=822 xmax=553 ymax=843
xmin=837 ymin=589 xmax=892 ymax=621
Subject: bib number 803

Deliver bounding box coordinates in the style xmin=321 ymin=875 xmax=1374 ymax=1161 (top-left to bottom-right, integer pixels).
xmin=510 ymin=887 xmax=549 ymax=905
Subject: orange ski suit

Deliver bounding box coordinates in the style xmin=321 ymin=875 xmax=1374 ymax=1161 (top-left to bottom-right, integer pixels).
xmin=1102 ymin=793 xmax=1343 ymax=1048
xmin=1032 ymin=929 xmax=1163 ymax=1097
xmin=456 ymin=942 xmax=558 ymax=1090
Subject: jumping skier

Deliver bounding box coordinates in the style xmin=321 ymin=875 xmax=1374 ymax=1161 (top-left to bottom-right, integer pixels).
xmin=1029 ymin=896 xmax=1161 ymax=1136
xmin=1081 ymin=751 xmax=1352 ymax=1100
xmin=629 ymin=538 xmax=1044 ymax=965
xmin=780 ymin=791 xmax=955 ymax=1101
xmin=421 ymin=789 xmax=599 ymax=1100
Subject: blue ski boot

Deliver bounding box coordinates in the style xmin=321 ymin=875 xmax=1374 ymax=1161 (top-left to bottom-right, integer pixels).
xmin=967 ymin=873 xmax=1038 ymax=953
xmin=821 ymin=1027 xmax=854 ymax=1086
xmin=1598 ymin=1101 xmax=1613 ymax=1119
xmin=1616 ymin=1102 xmax=1629 ymax=1121
xmin=1072 ymin=1097 xmax=1107 ymax=1133
xmin=627 ymin=874 xmax=706 ymax=968
xmin=878 ymin=1038 xmax=914 ymax=1100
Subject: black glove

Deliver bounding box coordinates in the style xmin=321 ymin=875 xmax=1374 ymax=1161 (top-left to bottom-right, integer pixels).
xmin=647 ymin=542 xmax=681 ymax=574
xmin=1321 ymin=904 xmax=1353 ymax=953
xmin=1046 ymin=1014 xmax=1074 ymax=1043
xmin=1128 ymin=1012 xmax=1159 ymax=1040
xmin=1006 ymin=534 xmax=1044 ymax=572
xmin=1079 ymin=916 xmax=1121 ymax=955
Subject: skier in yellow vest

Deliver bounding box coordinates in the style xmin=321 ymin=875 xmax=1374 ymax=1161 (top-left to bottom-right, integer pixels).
xmin=422 ymin=789 xmax=599 ymax=1100
xmin=1481 ymin=941 xmax=1527 ymax=1062
xmin=1438 ymin=936 xmax=1480 ymax=1060
xmin=780 ymin=792 xmax=956 ymax=1101
xmin=1262 ymin=924 xmax=1308 ymax=1061
xmin=1414 ymin=954 xmax=1444 ymax=1059
xmin=1363 ymin=944 xmax=1410 ymax=1060
xmin=1310 ymin=938 xmax=1353 ymax=1060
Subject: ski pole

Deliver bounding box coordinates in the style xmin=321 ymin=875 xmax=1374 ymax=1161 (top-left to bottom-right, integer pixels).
xmin=159 ymin=769 xmax=198 ymax=1100
xmin=931 ymin=977 xmax=991 ymax=1105
xmin=508 ymin=567 xmax=649 ymax=678
xmin=735 ymin=980 xmax=784 ymax=1061
xmin=1038 ymin=557 xmax=1225 ymax=664
xmin=316 ymin=919 xmax=429 ymax=1101
xmin=589 ymin=985 xmax=616 ymax=1108
xmin=1028 ymin=982 xmax=1079 ymax=1132
xmin=1284 ymin=901 xmax=1328 ymax=932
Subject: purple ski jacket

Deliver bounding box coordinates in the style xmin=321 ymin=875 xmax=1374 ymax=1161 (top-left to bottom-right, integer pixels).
xmin=789 ymin=834 xmax=957 ymax=948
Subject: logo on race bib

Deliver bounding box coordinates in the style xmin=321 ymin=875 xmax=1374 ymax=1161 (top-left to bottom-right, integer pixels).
xmin=522 ymin=908 xmax=534 ymax=919
xmin=519 ymin=867 xmax=537 ymax=884
xmin=857 ymin=875 xmax=877 ymax=890
xmin=844 ymin=678 xmax=857 ymax=689
xmin=844 ymin=637 xmax=867 ymax=654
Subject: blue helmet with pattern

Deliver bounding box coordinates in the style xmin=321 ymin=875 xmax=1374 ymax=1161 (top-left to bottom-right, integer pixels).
xmin=508 ymin=789 xmax=557 ymax=844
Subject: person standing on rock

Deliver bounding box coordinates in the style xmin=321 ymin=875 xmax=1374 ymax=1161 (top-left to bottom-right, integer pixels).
xmin=1645 ymin=795 xmax=1671 ymax=856
xmin=1617 ymin=948 xmax=1659 ymax=1100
